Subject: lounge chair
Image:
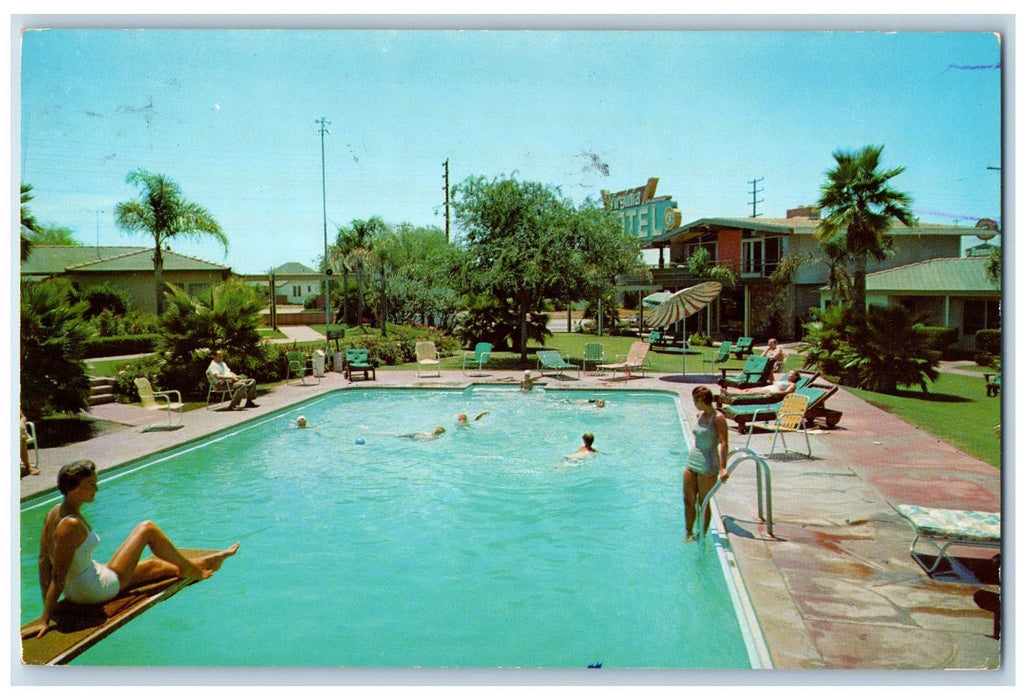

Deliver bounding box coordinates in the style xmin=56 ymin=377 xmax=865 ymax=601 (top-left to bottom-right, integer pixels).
xmin=703 ymin=340 xmax=731 ymax=372
xmin=743 ymin=393 xmax=812 ymax=457
xmin=896 ymin=504 xmax=1001 ymax=575
xmin=597 ymin=341 xmax=650 ymax=380
xmin=730 ymin=336 xmax=754 ymax=359
xmin=345 ymin=348 xmax=377 ymax=381
xmin=24 ymin=419 xmax=39 ymax=469
xmin=537 ymin=350 xmax=580 ymax=378
xmin=984 ymin=372 xmax=1001 ymax=397
xmin=717 ymin=370 xmax=820 ymax=407
xmin=462 ymin=342 xmax=493 ymax=376
xmin=719 ymin=354 xmax=774 ymax=389
xmin=721 ymin=384 xmax=841 ymax=433
xmin=415 ymin=341 xmax=441 ymax=377
xmin=134 ymin=377 xmax=184 ymax=426
xmin=206 ymin=370 xmax=233 ymax=410
xmin=645 ymin=330 xmax=667 ymax=347
xmin=286 ymin=351 xmax=319 ymax=385
xmin=583 ymin=342 xmax=605 ymax=374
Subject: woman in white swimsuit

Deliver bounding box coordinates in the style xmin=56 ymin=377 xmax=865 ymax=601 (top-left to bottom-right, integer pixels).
xmin=26 ymin=460 xmax=239 ymax=639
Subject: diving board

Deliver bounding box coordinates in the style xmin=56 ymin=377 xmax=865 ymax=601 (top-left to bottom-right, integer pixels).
xmin=21 ymin=549 xmax=214 ymax=666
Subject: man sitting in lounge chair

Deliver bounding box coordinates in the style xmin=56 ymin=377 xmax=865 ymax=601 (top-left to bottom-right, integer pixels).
xmin=722 ymin=369 xmax=801 ymax=398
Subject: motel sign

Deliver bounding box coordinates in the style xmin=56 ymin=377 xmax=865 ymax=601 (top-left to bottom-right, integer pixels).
xmin=601 ymin=177 xmax=682 ymax=241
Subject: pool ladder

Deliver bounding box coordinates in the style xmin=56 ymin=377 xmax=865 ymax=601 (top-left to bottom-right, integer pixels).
xmin=696 ymin=447 xmax=773 ymax=544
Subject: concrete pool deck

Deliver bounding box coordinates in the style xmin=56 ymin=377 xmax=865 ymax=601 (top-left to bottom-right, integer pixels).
xmin=19 ymin=364 xmax=1004 ymax=672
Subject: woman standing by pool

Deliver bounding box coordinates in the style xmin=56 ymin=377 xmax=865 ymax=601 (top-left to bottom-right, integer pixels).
xmin=683 ymin=386 xmax=730 ymax=542
xmin=26 ymin=460 xmax=238 ymax=639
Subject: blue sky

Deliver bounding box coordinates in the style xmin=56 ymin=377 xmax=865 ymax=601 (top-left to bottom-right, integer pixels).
xmin=17 ymin=26 xmax=1003 ymax=274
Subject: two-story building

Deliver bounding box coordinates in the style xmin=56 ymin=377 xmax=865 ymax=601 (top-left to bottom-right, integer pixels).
xmin=639 ymin=207 xmax=979 ymax=341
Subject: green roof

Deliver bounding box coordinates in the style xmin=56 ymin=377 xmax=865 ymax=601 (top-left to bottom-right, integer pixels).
xmin=271 ymin=261 xmax=319 ymax=275
xmin=861 ymin=257 xmax=1000 ymax=294
xmin=20 ymin=245 xmax=230 ymax=275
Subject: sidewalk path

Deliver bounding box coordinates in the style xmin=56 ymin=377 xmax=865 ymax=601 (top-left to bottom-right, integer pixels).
xmin=19 ymin=366 xmax=1002 ymax=671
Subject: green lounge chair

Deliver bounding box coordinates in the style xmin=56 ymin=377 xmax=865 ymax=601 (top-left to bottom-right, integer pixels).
xmin=719 ymin=354 xmax=773 ymax=389
xmin=703 ymin=340 xmax=731 ymax=372
xmin=286 ymin=350 xmax=319 ymax=385
xmin=345 ymin=348 xmax=376 ymax=381
xmin=462 ymin=342 xmax=493 ymax=376
xmin=537 ymin=350 xmax=580 ymax=378
xmin=583 ymin=342 xmax=605 ymax=374
xmin=717 ymin=370 xmax=820 ymax=407
xmin=721 ymin=384 xmax=841 ymax=433
xmin=730 ymin=336 xmax=754 ymax=359
xmin=985 ymin=372 xmax=1001 ymax=397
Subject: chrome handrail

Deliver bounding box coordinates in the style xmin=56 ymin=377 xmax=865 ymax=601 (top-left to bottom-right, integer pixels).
xmin=696 ymin=447 xmax=772 ymax=544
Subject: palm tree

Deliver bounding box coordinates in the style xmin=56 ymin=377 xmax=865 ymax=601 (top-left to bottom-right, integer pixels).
xmin=338 ymin=217 xmax=382 ymax=329
xmin=114 ymin=170 xmax=227 ymax=314
xmin=20 ymin=184 xmax=38 ymax=261
xmin=815 ymin=145 xmax=915 ymax=326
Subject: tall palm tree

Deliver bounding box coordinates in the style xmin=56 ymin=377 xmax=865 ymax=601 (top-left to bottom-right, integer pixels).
xmin=815 ymin=145 xmax=915 ymax=326
xmin=114 ymin=169 xmax=227 ymax=314
xmin=339 ymin=217 xmax=382 ymax=329
xmin=20 ymin=184 xmax=39 ymax=261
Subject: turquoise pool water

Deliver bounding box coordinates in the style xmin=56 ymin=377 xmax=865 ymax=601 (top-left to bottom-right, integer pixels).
xmin=21 ymin=387 xmax=757 ymax=668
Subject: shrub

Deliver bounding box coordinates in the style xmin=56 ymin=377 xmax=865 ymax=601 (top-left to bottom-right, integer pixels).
xmin=919 ymin=326 xmax=959 ymax=352
xmin=79 ymin=281 xmax=130 ymax=319
xmin=688 ymin=331 xmax=710 ymax=347
xmin=81 ymin=334 xmax=159 ymax=358
xmin=452 ymin=303 xmax=549 ymax=351
xmin=975 ymin=328 xmax=1001 ymax=355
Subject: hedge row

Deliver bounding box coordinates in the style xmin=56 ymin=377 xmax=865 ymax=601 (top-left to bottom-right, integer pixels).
xmin=81 ymin=334 xmax=159 ymax=358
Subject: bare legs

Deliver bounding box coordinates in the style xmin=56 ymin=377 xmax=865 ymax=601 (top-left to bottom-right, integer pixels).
xmin=683 ymin=470 xmax=718 ymax=541
xmin=106 ymin=520 xmax=239 ymax=592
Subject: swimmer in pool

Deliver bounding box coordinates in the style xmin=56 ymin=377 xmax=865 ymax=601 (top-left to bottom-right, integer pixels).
xmin=395 ymin=426 xmax=446 ymax=440
xmin=296 ymin=416 xmax=308 ymax=429
xmin=25 ymin=460 xmax=239 ymax=639
xmin=571 ymin=398 xmax=606 ymax=408
xmin=520 ymin=370 xmax=535 ymax=391
xmin=568 ymin=432 xmax=598 ymax=459
xmin=456 ymin=411 xmax=490 ymax=426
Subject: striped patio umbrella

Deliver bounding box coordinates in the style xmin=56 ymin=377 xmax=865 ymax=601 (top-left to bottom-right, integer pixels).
xmin=646 ymin=281 xmax=723 ymax=377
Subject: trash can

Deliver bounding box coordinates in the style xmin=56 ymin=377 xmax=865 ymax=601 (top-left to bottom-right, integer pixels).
xmin=312 ymin=349 xmax=326 ymax=377
xmin=333 ymin=351 xmax=346 ymax=374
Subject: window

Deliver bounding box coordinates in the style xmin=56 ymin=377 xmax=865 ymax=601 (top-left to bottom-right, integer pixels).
xmin=963 ymin=299 xmax=1001 ymax=335
xmin=292 ymin=285 xmax=302 ymax=297
xmin=741 ymin=239 xmax=764 ymax=276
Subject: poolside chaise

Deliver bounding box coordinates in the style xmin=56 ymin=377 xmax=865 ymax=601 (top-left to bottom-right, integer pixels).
xmin=537 ymin=350 xmax=580 ymax=378
xmin=716 ymin=370 xmax=820 ymax=407
xmin=721 ymin=384 xmax=841 ymax=433
xmin=896 ymin=504 xmax=1001 ymax=575
xmin=730 ymin=336 xmax=754 ymax=359
xmin=719 ymin=354 xmax=773 ymax=389
xmin=597 ymin=341 xmax=651 ymax=380
xmin=984 ymin=372 xmax=1001 ymax=397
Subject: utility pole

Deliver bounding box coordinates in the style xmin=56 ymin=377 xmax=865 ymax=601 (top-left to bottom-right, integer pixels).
xmin=747 ymin=177 xmax=764 ymax=218
xmin=317 ymin=117 xmax=331 ymax=354
xmin=443 ymin=158 xmax=450 ymax=242
xmin=88 ymin=208 xmax=104 ymax=257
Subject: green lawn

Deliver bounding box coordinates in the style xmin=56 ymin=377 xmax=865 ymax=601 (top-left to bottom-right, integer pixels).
xmin=846 ymin=371 xmax=1002 ymax=468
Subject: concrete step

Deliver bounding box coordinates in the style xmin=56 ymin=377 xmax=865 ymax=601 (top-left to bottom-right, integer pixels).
xmin=87 ymin=376 xmax=116 ymax=406
xmin=88 ymin=393 xmax=116 ymax=406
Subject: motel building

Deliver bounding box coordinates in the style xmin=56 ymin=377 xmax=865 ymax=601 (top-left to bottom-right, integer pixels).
xmin=604 ymin=178 xmax=992 ymax=342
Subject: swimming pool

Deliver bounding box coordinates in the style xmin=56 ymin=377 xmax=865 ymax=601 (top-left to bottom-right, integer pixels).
xmin=21 ymin=387 xmax=765 ymax=668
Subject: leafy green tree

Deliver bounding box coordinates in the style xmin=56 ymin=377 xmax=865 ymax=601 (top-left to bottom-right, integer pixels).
xmin=114 ymin=170 xmax=227 ymax=314
xmin=986 ymin=248 xmax=1001 ymax=287
xmin=20 ymin=184 xmax=38 ymax=261
xmin=452 ymin=175 xmax=640 ymax=360
xmin=30 ymin=223 xmax=81 ymax=246
xmin=815 ymin=145 xmax=915 ymax=326
xmin=20 ymin=279 xmax=93 ymax=419
xmin=333 ymin=217 xmax=384 ymax=328
xmin=686 ymin=247 xmax=737 ymax=286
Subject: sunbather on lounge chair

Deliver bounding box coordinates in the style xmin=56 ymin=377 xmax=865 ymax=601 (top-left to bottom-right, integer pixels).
xmin=722 ymin=370 xmax=800 ymax=399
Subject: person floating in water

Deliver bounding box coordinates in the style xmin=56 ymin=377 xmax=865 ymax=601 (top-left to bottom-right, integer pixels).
xmin=25 ymin=460 xmax=239 ymax=639
xmin=456 ymin=411 xmax=490 ymax=426
xmin=296 ymin=416 xmax=308 ymax=429
xmin=683 ymin=386 xmax=730 ymax=543
xmin=396 ymin=426 xmax=446 ymax=440
xmin=570 ymin=398 xmax=606 ymax=408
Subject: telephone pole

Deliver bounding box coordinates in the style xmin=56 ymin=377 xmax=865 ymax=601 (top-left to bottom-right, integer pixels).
xmin=317 ymin=116 xmax=331 ymax=350
xmin=748 ymin=177 xmax=764 ymax=218
xmin=443 ymin=158 xmax=450 ymax=242
xmin=88 ymin=208 xmax=104 ymax=257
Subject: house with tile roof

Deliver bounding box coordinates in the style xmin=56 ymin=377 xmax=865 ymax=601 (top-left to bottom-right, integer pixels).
xmin=20 ymin=245 xmax=232 ymax=314
xmin=820 ymin=256 xmax=1001 ymax=350
xmin=637 ymin=206 xmax=986 ymax=341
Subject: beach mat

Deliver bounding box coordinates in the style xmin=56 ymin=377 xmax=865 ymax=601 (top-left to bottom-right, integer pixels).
xmin=20 ymin=549 xmax=214 ymax=666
